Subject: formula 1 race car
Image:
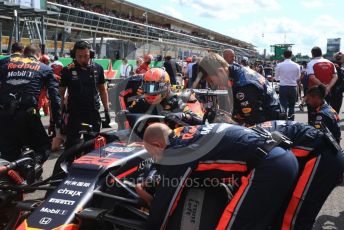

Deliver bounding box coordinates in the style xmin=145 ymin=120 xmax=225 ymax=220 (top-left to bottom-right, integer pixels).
xmin=0 ymin=116 xmax=234 ymax=230
xmin=0 ymin=75 xmax=235 ymax=229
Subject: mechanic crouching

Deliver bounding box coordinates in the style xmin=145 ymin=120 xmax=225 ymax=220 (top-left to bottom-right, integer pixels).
xmin=0 ymin=44 xmax=62 ymax=163
xmin=306 ymin=85 xmax=341 ymax=143
xmin=138 ymin=123 xmax=298 ymax=229
xmin=256 ymin=120 xmax=344 ymax=230
xmin=126 ymin=68 xmax=202 ymax=128
xmin=60 ymin=41 xmax=111 ymax=148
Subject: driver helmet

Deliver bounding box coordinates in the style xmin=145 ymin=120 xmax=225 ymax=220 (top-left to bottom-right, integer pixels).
xmin=142 ymin=68 xmax=171 ymax=97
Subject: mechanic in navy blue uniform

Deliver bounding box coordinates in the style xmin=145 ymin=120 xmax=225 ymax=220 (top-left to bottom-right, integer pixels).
xmin=306 ymin=85 xmax=341 ymax=142
xmin=193 ymin=53 xmax=284 ymax=126
xmin=0 ymin=44 xmax=61 ymax=163
xmin=256 ymin=120 xmax=344 ymax=230
xmin=60 ymin=41 xmax=110 ymax=148
xmin=128 ymin=68 xmax=202 ymax=128
xmin=230 ymin=62 xmax=284 ymax=125
xmin=0 ymin=42 xmax=24 ymax=68
xmin=140 ymin=123 xmax=298 ymax=230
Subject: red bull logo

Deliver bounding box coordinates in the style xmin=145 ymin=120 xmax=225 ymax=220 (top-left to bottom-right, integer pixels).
xmin=8 ymin=62 xmax=40 ymax=71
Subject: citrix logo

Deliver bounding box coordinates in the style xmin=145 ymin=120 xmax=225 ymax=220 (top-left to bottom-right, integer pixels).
xmin=57 ymin=188 xmax=82 ymax=197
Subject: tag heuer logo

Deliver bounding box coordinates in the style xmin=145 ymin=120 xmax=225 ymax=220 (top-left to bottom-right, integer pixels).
xmin=39 ymin=217 xmax=52 ymax=225
xmin=236 ymin=92 xmax=245 ymax=101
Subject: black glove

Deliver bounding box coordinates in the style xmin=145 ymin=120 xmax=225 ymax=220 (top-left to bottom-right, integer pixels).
xmin=165 ymin=112 xmax=186 ymax=122
xmin=203 ymin=109 xmax=216 ymax=123
xmin=105 ymin=110 xmax=111 ymax=123
xmin=48 ymin=122 xmax=56 ymax=138
xmin=103 ymin=109 xmax=111 ymax=128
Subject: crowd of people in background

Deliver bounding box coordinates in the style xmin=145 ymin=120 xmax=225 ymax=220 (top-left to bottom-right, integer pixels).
xmin=54 ymin=0 xmax=209 ymax=39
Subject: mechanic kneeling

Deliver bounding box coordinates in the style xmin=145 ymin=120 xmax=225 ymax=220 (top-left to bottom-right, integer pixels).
xmin=127 ymin=68 xmax=202 ymax=127
xmin=0 ymin=44 xmax=62 ymax=163
xmin=138 ymin=123 xmax=298 ymax=229
xmin=256 ymin=120 xmax=344 ymax=230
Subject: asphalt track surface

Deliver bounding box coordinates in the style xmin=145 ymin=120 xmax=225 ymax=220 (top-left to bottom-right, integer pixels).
xmin=29 ymin=106 xmax=344 ymax=230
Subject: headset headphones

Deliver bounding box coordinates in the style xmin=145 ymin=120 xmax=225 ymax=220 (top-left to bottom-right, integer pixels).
xmin=70 ymin=40 xmax=95 ymax=59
